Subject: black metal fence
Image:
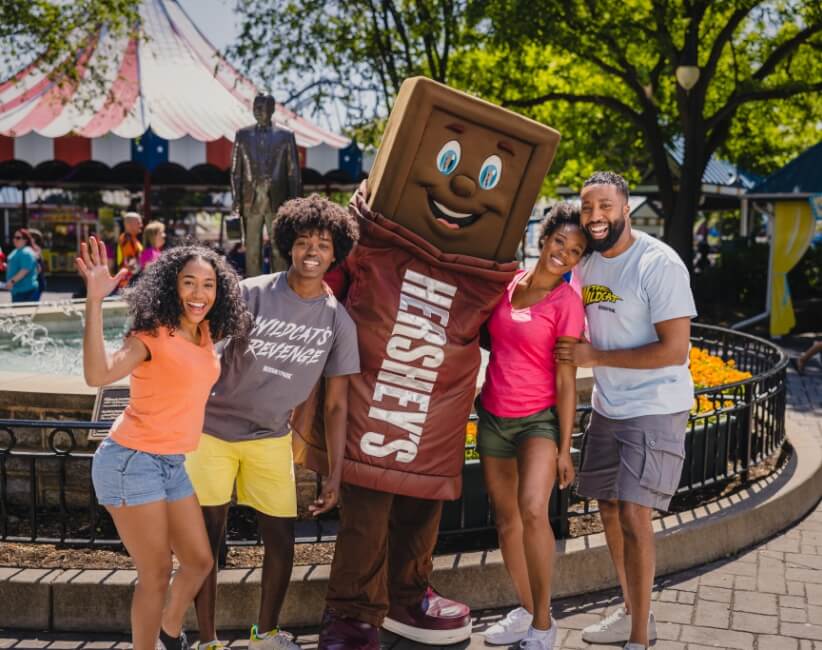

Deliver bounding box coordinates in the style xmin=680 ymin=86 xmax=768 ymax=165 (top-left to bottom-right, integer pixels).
xmin=0 ymin=324 xmax=788 ymax=552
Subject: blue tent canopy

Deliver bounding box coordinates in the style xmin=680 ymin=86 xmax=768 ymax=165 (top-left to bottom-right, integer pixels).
xmin=751 ymin=141 xmax=822 ymax=195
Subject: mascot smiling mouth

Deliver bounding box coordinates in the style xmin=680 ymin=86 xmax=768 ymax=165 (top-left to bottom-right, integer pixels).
xmin=427 ymin=194 xmax=482 ymax=229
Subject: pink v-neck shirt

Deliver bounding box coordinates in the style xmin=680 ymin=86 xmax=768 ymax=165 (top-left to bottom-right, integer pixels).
xmin=480 ymin=270 xmax=586 ymax=418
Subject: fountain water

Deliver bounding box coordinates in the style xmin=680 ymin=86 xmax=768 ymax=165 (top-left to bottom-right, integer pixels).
xmin=0 ymin=299 xmax=127 ymax=375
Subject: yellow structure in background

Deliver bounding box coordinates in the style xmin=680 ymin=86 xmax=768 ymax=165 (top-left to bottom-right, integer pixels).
xmin=769 ymin=200 xmax=815 ymax=336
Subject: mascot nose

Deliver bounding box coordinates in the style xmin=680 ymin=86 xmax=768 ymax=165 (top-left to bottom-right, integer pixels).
xmin=450 ymin=174 xmax=476 ymax=198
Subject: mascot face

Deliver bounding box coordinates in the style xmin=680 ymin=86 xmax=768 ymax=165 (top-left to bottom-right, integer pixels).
xmin=368 ymin=78 xmax=561 ymax=261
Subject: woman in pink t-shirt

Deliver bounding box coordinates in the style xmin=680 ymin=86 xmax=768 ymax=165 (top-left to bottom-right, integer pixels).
xmin=479 ymin=202 xmax=588 ymax=649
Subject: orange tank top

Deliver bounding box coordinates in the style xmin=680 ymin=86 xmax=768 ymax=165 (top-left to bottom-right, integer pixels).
xmin=110 ymin=323 xmax=220 ymax=454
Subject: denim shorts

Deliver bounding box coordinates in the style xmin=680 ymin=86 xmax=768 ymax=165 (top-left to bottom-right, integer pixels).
xmin=92 ymin=437 xmax=194 ymax=507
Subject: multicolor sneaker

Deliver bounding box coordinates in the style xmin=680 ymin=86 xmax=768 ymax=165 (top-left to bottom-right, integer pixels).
xmin=382 ymin=586 xmax=472 ymax=645
xmin=581 ymin=608 xmax=657 ymax=644
xmin=519 ymin=621 xmax=558 ymax=650
xmin=193 ymin=642 xmax=226 ymax=650
xmin=482 ymin=606 xmax=534 ymax=645
xmin=248 ymin=624 xmax=301 ymax=650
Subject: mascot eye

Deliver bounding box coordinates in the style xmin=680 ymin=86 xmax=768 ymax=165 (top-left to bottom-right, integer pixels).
xmin=436 ymin=140 xmax=461 ymax=175
xmin=478 ymin=155 xmax=502 ymax=189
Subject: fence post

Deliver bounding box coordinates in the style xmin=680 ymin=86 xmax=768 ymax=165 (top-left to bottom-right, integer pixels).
xmin=739 ymin=383 xmax=755 ymax=481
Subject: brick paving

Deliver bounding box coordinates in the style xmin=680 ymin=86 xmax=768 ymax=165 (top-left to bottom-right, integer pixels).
xmin=1 ymin=351 xmax=820 ymax=649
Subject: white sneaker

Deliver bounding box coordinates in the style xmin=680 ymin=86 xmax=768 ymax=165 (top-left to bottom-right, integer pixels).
xmin=482 ymin=606 xmax=533 ymax=645
xmin=624 ymin=644 xmax=647 ymax=650
xmin=518 ymin=621 xmax=558 ymax=650
xmin=581 ymin=608 xmax=657 ymax=643
xmin=248 ymin=625 xmax=301 ymax=650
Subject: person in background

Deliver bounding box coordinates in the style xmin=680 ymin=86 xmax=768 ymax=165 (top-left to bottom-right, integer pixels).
xmin=140 ymin=221 xmax=167 ymax=270
xmin=0 ymin=245 xmax=7 ymax=279
xmin=28 ymin=228 xmax=47 ymax=300
xmin=796 ymin=340 xmax=822 ymax=374
xmin=226 ymin=242 xmax=246 ymax=277
xmin=5 ymin=228 xmax=40 ymax=303
xmin=117 ymin=212 xmax=144 ymax=288
xmin=77 ymin=237 xmax=253 ymax=650
xmin=479 ymin=203 xmax=587 ymax=649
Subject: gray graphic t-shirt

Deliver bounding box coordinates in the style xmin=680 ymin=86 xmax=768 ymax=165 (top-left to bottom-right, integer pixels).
xmin=204 ymin=272 xmax=359 ymax=441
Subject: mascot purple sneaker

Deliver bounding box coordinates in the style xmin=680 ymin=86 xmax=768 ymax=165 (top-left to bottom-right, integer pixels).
xmin=294 ymin=77 xmax=560 ymax=647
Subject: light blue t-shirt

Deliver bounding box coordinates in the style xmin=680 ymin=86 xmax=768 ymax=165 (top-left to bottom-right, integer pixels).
xmin=578 ymin=231 xmax=697 ymax=419
xmin=7 ymin=246 xmax=38 ymax=295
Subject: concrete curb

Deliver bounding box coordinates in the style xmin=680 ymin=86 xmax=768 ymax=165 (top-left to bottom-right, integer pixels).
xmin=1 ymin=424 xmax=819 ymax=632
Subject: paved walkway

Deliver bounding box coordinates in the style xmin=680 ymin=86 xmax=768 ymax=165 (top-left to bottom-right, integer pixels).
xmin=1 ymin=351 xmax=820 ymax=649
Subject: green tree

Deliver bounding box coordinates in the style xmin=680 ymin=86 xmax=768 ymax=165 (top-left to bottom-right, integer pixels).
xmin=229 ymin=1 xmax=821 ymax=269
xmin=0 ymin=1 xmax=139 ymax=104
xmin=447 ymin=45 xmax=651 ymax=194
xmin=721 ymin=75 xmax=822 ymax=176
xmin=229 ymin=0 xmax=482 ymax=142
xmin=484 ymin=0 xmax=822 ymax=268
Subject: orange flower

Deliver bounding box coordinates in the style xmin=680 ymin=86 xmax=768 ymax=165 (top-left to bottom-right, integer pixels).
xmin=690 ymin=347 xmax=751 ymax=414
xmin=464 ymin=420 xmax=479 ymax=459
xmin=465 ymin=420 xmax=478 ymax=448
xmin=690 ymin=347 xmax=751 ymax=390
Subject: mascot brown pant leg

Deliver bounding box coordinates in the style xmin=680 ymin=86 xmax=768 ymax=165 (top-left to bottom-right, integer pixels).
xmin=325 ymin=485 xmax=444 ymax=626
xmin=293 ymin=77 xmax=560 ymax=648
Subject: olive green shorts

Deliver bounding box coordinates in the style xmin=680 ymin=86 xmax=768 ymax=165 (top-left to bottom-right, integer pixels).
xmin=476 ymin=400 xmax=560 ymax=459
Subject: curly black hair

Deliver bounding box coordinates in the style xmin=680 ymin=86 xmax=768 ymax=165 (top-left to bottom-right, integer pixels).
xmin=582 ymin=171 xmax=630 ymax=201
xmin=124 ymin=245 xmax=253 ymax=344
xmin=539 ymin=201 xmax=591 ymax=255
xmin=273 ymin=194 xmax=359 ymax=269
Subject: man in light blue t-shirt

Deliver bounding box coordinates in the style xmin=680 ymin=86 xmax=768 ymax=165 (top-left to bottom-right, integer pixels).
xmin=555 ymin=172 xmax=696 ymax=650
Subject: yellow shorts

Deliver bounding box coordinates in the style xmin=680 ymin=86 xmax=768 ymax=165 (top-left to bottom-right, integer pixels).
xmin=185 ymin=432 xmax=297 ymax=518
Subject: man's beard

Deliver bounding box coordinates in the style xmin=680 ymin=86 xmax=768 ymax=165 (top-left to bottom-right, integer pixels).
xmin=587 ymin=216 xmax=626 ymax=253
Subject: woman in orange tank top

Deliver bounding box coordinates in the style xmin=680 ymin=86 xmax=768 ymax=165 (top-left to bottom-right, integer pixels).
xmin=76 ymin=238 xmax=252 ymax=650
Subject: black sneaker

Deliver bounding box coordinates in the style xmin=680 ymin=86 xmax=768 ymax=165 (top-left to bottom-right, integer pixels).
xmin=159 ymin=627 xmax=190 ymax=650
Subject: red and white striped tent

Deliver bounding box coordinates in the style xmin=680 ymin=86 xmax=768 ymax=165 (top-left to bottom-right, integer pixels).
xmin=0 ymin=0 xmax=349 ymax=186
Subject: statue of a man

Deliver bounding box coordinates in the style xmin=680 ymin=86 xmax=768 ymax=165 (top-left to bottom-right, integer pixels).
xmin=231 ymin=94 xmax=302 ymax=276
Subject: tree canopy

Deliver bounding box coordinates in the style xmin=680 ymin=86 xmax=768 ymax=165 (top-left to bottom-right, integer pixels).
xmin=0 ymin=1 xmax=138 ymax=106
xmin=228 ymin=0 xmax=483 ymax=141
xmin=485 ymin=0 xmax=822 ymax=264
xmin=232 ymin=1 xmax=821 ymax=267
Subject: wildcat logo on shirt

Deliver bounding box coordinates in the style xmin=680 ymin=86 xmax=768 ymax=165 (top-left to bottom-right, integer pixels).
xmin=582 ymin=285 xmax=622 ymax=307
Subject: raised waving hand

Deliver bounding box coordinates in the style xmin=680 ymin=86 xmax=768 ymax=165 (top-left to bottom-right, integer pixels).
xmin=75 ymin=236 xmax=128 ymax=300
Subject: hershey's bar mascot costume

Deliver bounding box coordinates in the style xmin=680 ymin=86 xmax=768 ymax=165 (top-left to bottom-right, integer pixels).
xmin=294 ymin=77 xmax=560 ymax=649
